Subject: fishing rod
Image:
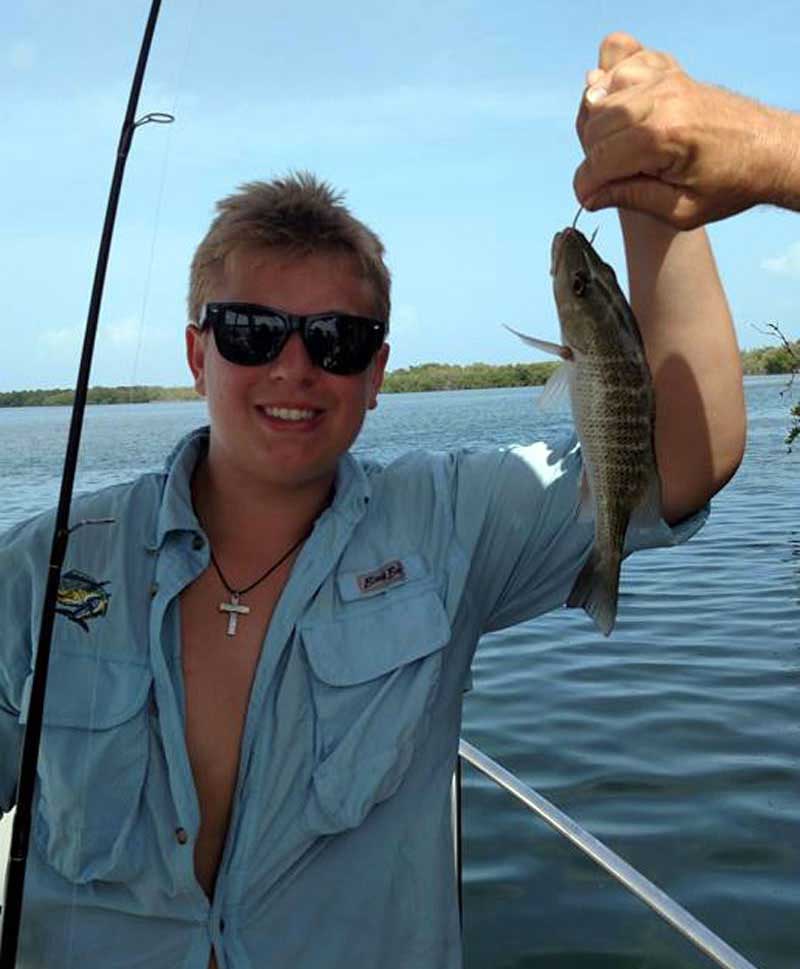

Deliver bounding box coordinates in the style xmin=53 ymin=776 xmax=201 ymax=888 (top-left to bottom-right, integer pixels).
xmin=0 ymin=2 xmax=172 ymax=963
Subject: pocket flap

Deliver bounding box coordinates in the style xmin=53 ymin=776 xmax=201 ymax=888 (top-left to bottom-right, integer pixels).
xmin=301 ymin=587 xmax=450 ymax=686
xmin=19 ymin=652 xmax=152 ymax=729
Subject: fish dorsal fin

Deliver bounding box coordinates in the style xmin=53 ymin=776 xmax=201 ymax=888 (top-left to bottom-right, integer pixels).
xmin=537 ymin=359 xmax=574 ymax=412
xmin=502 ymin=324 xmax=572 ymax=360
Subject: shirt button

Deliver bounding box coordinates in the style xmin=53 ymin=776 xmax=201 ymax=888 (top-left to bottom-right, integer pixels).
xmin=175 ymin=827 xmax=189 ymax=845
xmin=150 ymin=582 xmax=159 ymax=598
xmin=192 ymin=535 xmax=205 ymax=551
xmin=220 ymin=918 xmax=226 ymax=933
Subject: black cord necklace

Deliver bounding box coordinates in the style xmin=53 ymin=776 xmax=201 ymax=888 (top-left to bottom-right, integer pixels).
xmin=210 ymin=533 xmax=308 ymax=637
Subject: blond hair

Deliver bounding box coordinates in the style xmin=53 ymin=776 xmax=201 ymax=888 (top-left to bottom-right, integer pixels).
xmin=188 ymin=172 xmax=391 ymax=324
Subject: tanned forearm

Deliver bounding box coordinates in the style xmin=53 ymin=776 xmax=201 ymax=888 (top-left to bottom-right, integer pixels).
xmin=761 ymin=103 xmax=800 ymax=212
xmin=619 ymin=211 xmax=746 ymax=523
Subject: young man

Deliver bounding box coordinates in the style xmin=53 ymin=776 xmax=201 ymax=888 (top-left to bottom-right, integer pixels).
xmin=0 ymin=37 xmax=745 ymax=969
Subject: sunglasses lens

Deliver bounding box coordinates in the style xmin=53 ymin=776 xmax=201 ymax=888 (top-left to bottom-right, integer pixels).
xmin=305 ymin=315 xmax=383 ymax=375
xmin=205 ymin=304 xmax=384 ymax=374
xmin=212 ymin=307 xmax=287 ymax=365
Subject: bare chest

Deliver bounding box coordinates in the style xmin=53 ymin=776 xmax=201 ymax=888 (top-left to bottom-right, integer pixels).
xmin=179 ymin=566 xmax=285 ymax=897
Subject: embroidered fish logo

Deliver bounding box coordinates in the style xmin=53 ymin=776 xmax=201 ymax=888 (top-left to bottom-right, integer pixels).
xmin=56 ymin=569 xmax=111 ymax=632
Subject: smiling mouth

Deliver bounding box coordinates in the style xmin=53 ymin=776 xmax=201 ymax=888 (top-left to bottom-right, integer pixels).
xmin=257 ymin=405 xmax=324 ymax=426
xmin=264 ymin=405 xmax=317 ymax=420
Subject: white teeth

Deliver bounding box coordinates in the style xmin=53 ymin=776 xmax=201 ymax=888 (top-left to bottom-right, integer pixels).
xmin=263 ymin=406 xmax=316 ymax=421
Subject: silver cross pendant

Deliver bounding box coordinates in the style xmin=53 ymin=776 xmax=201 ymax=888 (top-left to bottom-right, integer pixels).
xmin=219 ymin=592 xmax=250 ymax=637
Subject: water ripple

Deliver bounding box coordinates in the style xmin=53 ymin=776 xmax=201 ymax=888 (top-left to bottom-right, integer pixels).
xmin=1 ymin=379 xmax=798 ymax=967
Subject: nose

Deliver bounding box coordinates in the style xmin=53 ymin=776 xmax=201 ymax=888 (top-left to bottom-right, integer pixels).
xmin=268 ymin=332 xmax=317 ymax=381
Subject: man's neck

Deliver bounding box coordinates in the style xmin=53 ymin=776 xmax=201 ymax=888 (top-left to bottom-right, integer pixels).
xmin=190 ymin=453 xmax=335 ymax=571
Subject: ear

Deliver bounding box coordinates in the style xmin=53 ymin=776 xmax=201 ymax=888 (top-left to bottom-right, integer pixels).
xmin=186 ymin=325 xmax=207 ymax=396
xmin=368 ymin=343 xmax=390 ymax=410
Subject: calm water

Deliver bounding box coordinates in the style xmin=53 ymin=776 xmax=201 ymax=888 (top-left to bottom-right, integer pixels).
xmin=0 ymin=377 xmax=798 ymax=968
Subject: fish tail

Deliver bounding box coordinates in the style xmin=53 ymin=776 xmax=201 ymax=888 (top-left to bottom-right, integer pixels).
xmin=566 ymin=544 xmax=621 ymax=637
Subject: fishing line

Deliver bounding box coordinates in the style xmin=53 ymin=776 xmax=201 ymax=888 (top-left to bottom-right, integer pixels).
xmin=66 ymin=2 xmax=204 ymax=959
xmin=62 ymin=106 xmax=174 ymax=967
xmin=127 ymin=0 xmax=204 ymax=400
xmin=570 ymin=205 xmax=600 ymax=246
xmin=0 ymin=3 xmax=169 ymax=965
xmin=64 ymin=0 xmax=205 ymax=957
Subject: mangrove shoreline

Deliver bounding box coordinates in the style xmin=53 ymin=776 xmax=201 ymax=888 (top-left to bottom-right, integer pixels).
xmin=1 ymin=342 xmax=797 ymax=407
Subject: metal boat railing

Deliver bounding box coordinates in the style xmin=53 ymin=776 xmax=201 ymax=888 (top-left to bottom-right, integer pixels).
xmin=455 ymin=740 xmax=760 ymax=969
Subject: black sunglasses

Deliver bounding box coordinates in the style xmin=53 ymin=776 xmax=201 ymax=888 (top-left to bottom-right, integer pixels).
xmin=197 ymin=302 xmax=387 ymax=376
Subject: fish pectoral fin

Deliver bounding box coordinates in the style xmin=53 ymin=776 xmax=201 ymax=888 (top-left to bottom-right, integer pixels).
xmin=627 ymin=473 xmax=664 ymax=537
xmin=502 ymin=324 xmax=572 ymax=360
xmin=537 ymin=360 xmax=574 ymax=412
xmin=566 ymin=545 xmax=621 ymax=637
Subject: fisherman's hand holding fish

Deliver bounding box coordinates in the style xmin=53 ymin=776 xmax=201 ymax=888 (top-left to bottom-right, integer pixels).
xmin=573 ymin=32 xmax=800 ymax=229
xmin=507 ymin=32 xmax=746 ymax=635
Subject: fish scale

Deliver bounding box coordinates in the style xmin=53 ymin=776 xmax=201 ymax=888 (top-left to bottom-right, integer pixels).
xmin=505 ymin=226 xmax=661 ymax=635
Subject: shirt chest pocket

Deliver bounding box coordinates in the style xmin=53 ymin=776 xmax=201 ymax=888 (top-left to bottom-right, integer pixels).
xmin=299 ymin=583 xmax=451 ymax=835
xmin=18 ymin=651 xmax=152 ymax=884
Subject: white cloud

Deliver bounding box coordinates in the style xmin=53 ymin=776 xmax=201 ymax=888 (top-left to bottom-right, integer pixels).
xmin=38 ymin=316 xmax=165 ymax=354
xmin=39 ymin=325 xmax=82 ymax=352
xmin=761 ymin=242 xmax=800 ymax=278
xmin=8 ymin=41 xmax=35 ymax=71
xmin=105 ymin=316 xmax=146 ymax=348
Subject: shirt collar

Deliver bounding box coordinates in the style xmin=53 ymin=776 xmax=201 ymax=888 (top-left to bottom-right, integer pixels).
xmin=155 ymin=426 xmax=208 ymax=545
xmin=154 ymin=426 xmax=372 ymax=547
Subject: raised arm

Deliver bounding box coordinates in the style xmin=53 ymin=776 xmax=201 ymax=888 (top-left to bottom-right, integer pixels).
xmin=618 ymin=213 xmax=744 ymax=523
xmin=576 ymin=34 xmax=746 ymax=523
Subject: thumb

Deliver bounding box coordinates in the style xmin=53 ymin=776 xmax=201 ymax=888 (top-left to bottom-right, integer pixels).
xmin=598 ymin=31 xmax=643 ymax=71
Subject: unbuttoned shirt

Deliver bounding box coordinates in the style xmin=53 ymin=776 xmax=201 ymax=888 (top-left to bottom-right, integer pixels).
xmin=0 ymin=428 xmax=705 ymax=968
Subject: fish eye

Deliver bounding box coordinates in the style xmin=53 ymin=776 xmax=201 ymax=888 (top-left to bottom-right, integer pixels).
xmin=572 ymin=270 xmax=589 ymax=297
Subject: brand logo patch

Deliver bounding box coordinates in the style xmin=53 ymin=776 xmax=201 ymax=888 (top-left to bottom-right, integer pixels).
xmin=356 ymin=559 xmax=406 ymax=594
xmin=56 ymin=569 xmax=111 ymax=632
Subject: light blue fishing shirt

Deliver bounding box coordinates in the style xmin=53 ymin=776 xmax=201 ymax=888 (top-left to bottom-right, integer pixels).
xmin=0 ymin=427 xmax=706 ymax=969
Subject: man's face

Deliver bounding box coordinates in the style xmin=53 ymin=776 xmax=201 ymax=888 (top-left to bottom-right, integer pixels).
xmin=186 ymin=246 xmax=389 ymax=493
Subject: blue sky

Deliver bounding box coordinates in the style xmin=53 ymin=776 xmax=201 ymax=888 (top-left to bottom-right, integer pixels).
xmin=3 ymin=0 xmax=799 ymax=392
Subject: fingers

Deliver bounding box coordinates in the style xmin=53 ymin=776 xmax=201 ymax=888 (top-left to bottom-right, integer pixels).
xmin=585 ymin=50 xmax=678 ymax=106
xmin=574 ymin=121 xmax=668 ymax=201
xmin=576 ymin=176 xmax=705 ymax=231
xmin=579 ymin=37 xmax=680 ymax=144
xmin=582 ymin=86 xmax=656 ymax=144
xmin=575 ymin=32 xmax=714 ymax=229
xmin=605 ymin=54 xmax=672 ymax=92
xmin=576 ymin=79 xmax=657 ymax=154
xmin=585 ymin=68 xmax=605 ymax=88
xmin=598 ymin=31 xmax=643 ymax=71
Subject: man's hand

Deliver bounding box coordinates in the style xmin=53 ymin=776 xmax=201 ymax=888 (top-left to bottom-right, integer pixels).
xmin=573 ymin=32 xmax=800 ymax=229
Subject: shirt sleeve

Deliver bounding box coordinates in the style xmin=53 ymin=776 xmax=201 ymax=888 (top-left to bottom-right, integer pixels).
xmin=0 ymin=516 xmax=47 ymax=813
xmin=450 ymin=433 xmax=707 ymax=633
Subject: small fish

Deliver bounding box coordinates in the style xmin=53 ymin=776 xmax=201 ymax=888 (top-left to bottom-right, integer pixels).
xmin=56 ymin=569 xmax=111 ymax=632
xmin=505 ymin=226 xmax=661 ymax=635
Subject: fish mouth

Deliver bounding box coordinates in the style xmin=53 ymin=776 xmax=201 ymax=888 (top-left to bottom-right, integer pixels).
xmin=551 ymin=227 xmax=582 ymax=276
xmin=552 ymin=226 xmax=597 ymax=278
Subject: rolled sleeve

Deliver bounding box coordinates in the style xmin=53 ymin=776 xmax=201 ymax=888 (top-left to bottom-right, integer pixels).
xmin=451 ymin=434 xmax=707 ymax=633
